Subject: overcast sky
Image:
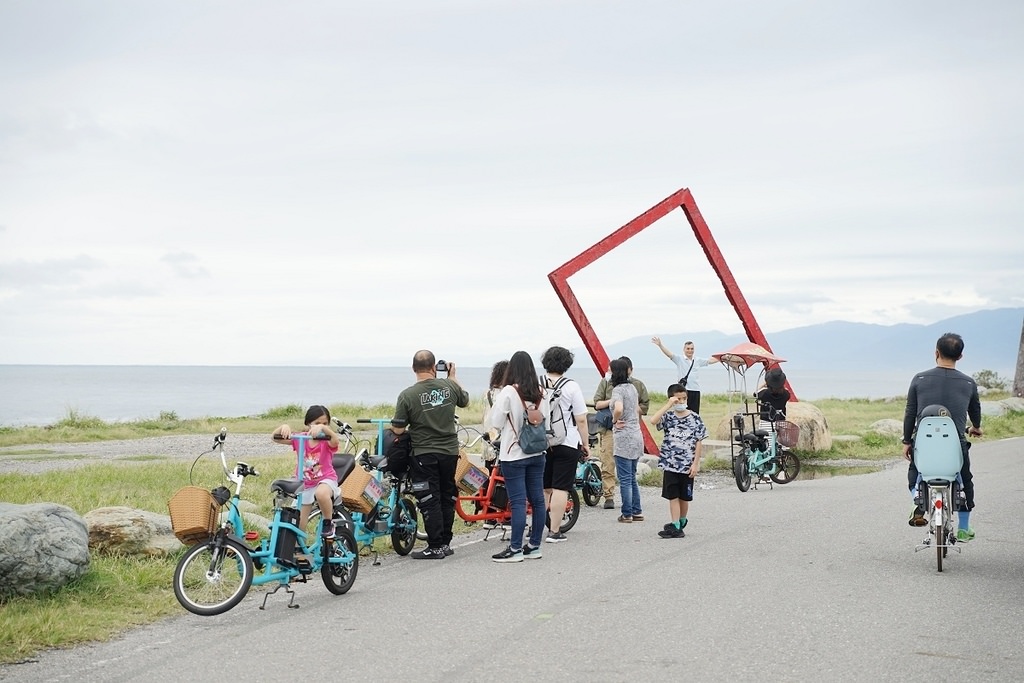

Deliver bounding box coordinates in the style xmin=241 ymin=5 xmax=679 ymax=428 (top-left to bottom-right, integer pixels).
xmin=2 ymin=1 xmax=1022 ymax=367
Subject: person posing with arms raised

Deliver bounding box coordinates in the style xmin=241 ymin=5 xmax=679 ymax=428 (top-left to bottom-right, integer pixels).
xmin=651 ymin=337 xmax=719 ymax=414
xmin=593 ymin=356 xmax=649 ymax=510
xmin=485 ymin=350 xmax=549 ymax=563
xmin=539 ymin=345 xmax=590 ymax=544
xmin=902 ymin=332 xmax=983 ymax=541
xmin=393 ymin=350 xmax=470 ymax=560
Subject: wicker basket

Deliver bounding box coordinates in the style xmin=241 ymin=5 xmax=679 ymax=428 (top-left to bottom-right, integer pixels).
xmin=168 ymin=486 xmax=218 ymax=545
xmin=775 ymin=420 xmax=800 ymax=448
xmin=341 ymin=467 xmax=383 ymax=514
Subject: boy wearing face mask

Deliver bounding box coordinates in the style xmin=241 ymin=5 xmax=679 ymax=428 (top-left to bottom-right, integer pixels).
xmin=648 ymin=384 xmax=707 ymax=539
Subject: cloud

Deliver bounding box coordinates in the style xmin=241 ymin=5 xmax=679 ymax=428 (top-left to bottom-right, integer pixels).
xmin=161 ymin=252 xmax=209 ymax=278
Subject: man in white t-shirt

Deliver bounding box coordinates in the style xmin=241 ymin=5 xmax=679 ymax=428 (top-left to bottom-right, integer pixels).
xmin=651 ymin=337 xmax=719 ymax=414
xmin=539 ymin=346 xmax=590 ymax=542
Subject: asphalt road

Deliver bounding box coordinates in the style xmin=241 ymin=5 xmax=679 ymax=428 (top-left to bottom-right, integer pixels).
xmin=4 ymin=437 xmax=1023 ymax=682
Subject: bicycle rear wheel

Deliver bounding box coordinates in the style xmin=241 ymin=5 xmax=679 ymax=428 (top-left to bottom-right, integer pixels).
xmin=733 ymin=452 xmax=751 ymax=492
xmin=390 ymin=497 xmax=419 ymax=556
xmin=322 ymin=528 xmax=359 ymax=595
xmin=173 ymin=537 xmax=254 ymax=616
xmin=582 ymin=463 xmax=602 ymax=507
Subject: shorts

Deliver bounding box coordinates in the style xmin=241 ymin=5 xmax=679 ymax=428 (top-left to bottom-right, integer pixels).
xmin=543 ymin=444 xmax=579 ymax=491
xmin=661 ymin=470 xmax=694 ymax=501
xmin=301 ymin=479 xmax=340 ymax=505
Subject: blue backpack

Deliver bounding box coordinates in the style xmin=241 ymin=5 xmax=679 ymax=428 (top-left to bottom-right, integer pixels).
xmin=512 ymin=397 xmax=548 ymax=455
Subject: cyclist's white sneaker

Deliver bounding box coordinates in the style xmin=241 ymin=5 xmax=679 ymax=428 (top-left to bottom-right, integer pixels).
xmin=321 ymin=521 xmax=336 ymax=539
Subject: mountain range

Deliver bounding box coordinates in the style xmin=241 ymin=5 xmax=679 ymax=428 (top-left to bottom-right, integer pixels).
xmin=574 ymin=307 xmax=1023 ymax=378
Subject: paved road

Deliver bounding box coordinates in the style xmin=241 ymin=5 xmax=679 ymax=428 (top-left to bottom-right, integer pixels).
xmin=4 ymin=438 xmax=1023 ymax=682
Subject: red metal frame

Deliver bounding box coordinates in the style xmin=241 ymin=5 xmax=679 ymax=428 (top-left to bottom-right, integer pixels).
xmin=548 ymin=187 xmax=794 ymax=454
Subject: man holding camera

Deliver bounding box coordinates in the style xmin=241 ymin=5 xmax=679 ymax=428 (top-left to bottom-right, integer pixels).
xmin=393 ymin=350 xmax=470 ymax=560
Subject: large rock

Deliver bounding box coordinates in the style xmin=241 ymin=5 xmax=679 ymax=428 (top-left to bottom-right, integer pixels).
xmin=0 ymin=502 xmax=90 ymax=599
xmin=85 ymin=506 xmax=182 ymax=557
xmin=714 ymin=401 xmax=832 ymax=452
xmin=869 ymin=419 xmax=903 ymax=437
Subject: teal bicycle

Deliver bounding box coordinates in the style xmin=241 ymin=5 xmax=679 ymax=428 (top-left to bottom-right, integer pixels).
xmin=171 ymin=429 xmax=359 ymax=616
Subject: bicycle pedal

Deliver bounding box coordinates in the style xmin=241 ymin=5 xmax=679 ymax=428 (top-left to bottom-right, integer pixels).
xmin=295 ymin=559 xmax=313 ymax=574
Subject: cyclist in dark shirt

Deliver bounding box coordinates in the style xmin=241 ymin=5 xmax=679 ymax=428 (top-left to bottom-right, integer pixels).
xmin=901 ymin=332 xmax=983 ymax=540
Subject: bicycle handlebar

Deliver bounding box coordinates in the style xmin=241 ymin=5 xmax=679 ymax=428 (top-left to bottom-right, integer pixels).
xmin=356 ymin=417 xmax=408 ymax=428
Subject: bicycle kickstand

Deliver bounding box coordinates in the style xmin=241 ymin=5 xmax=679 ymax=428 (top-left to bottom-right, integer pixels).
xmin=260 ymin=582 xmax=300 ymax=610
xmin=372 ymin=549 xmax=382 ymax=566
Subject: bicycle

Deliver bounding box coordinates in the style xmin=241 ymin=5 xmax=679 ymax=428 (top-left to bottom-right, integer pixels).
xmin=171 ymin=429 xmax=359 ymax=616
xmin=455 ymin=445 xmax=581 ymax=538
xmin=911 ymin=414 xmax=966 ymax=572
xmin=575 ymin=455 xmax=603 ymax=507
xmin=309 ymin=417 xmax=420 ymax=565
xmin=730 ymin=407 xmax=801 ymax=492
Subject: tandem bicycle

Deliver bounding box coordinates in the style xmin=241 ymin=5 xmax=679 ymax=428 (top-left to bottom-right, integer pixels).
xmin=170 ymin=429 xmax=359 ymax=616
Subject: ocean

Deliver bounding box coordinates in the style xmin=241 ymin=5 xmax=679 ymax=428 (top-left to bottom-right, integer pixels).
xmin=0 ymin=364 xmax=924 ymax=427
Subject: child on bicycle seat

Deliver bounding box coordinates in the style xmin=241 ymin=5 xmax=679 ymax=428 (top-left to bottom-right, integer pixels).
xmin=272 ymin=405 xmax=341 ymax=539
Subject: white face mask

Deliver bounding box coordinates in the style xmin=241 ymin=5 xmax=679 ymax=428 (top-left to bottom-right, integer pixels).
xmin=672 ymin=403 xmax=688 ymax=412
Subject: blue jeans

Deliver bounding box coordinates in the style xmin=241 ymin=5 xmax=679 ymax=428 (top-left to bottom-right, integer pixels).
xmin=614 ymin=456 xmax=642 ymax=517
xmin=501 ymin=454 xmax=547 ymax=550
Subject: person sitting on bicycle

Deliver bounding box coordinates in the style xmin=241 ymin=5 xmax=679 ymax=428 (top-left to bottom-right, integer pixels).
xmin=756 ymin=367 xmax=790 ymax=422
xmin=756 ymin=367 xmax=790 ymax=455
xmin=272 ymin=405 xmax=341 ymax=539
xmin=901 ymin=332 xmax=983 ymax=539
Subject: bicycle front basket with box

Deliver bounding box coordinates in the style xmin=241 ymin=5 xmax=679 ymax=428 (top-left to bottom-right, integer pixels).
xmin=168 ymin=486 xmax=219 ymax=545
xmin=775 ymin=421 xmax=800 ymax=449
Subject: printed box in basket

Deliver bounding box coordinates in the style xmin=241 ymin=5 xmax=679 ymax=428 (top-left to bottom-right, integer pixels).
xmin=341 ymin=467 xmax=384 ymax=514
xmin=455 ymin=449 xmax=488 ymax=494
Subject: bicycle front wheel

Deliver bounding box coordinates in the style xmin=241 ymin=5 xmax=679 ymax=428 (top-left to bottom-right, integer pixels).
xmin=769 ymin=450 xmax=801 ymax=484
xmin=322 ymin=528 xmax=359 ymax=595
xmin=173 ymin=537 xmax=254 ymax=616
xmin=582 ymin=463 xmax=602 ymax=506
xmin=549 ymin=487 xmax=581 ymax=533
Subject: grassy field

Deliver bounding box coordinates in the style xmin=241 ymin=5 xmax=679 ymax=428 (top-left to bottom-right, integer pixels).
xmin=2 ymin=393 xmax=1022 ymax=664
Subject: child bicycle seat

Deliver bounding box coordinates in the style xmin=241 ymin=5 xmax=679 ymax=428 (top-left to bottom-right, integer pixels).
xmin=912 ymin=416 xmax=963 ymax=484
xmin=332 ymin=453 xmax=356 ymax=484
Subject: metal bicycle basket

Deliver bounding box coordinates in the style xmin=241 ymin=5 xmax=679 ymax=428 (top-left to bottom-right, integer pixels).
xmin=775 ymin=420 xmax=800 ymax=448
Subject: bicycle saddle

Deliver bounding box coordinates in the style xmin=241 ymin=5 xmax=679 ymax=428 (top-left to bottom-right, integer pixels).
xmin=270 ymin=478 xmax=302 ymax=497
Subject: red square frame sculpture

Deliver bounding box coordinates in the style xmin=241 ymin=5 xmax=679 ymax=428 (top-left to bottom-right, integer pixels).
xmin=548 ymin=187 xmax=789 ymax=454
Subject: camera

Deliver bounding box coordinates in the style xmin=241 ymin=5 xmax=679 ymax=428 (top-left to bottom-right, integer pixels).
xmin=435 ymin=360 xmax=448 ymax=373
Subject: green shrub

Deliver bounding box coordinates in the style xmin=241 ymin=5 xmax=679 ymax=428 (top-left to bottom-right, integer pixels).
xmin=973 ymin=369 xmax=1009 ymax=391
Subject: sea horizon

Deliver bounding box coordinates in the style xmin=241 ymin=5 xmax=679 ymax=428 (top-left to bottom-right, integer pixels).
xmin=0 ymin=363 xmax=963 ymax=428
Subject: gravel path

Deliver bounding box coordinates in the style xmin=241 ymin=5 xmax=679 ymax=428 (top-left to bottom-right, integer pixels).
xmin=0 ymin=433 xmax=282 ymax=476
xmin=0 ymin=433 xmax=900 ymax=486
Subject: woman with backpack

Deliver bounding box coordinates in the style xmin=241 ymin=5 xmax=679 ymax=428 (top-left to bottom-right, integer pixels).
xmin=540 ymin=345 xmax=590 ymax=543
xmin=485 ymin=350 xmax=550 ymax=563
